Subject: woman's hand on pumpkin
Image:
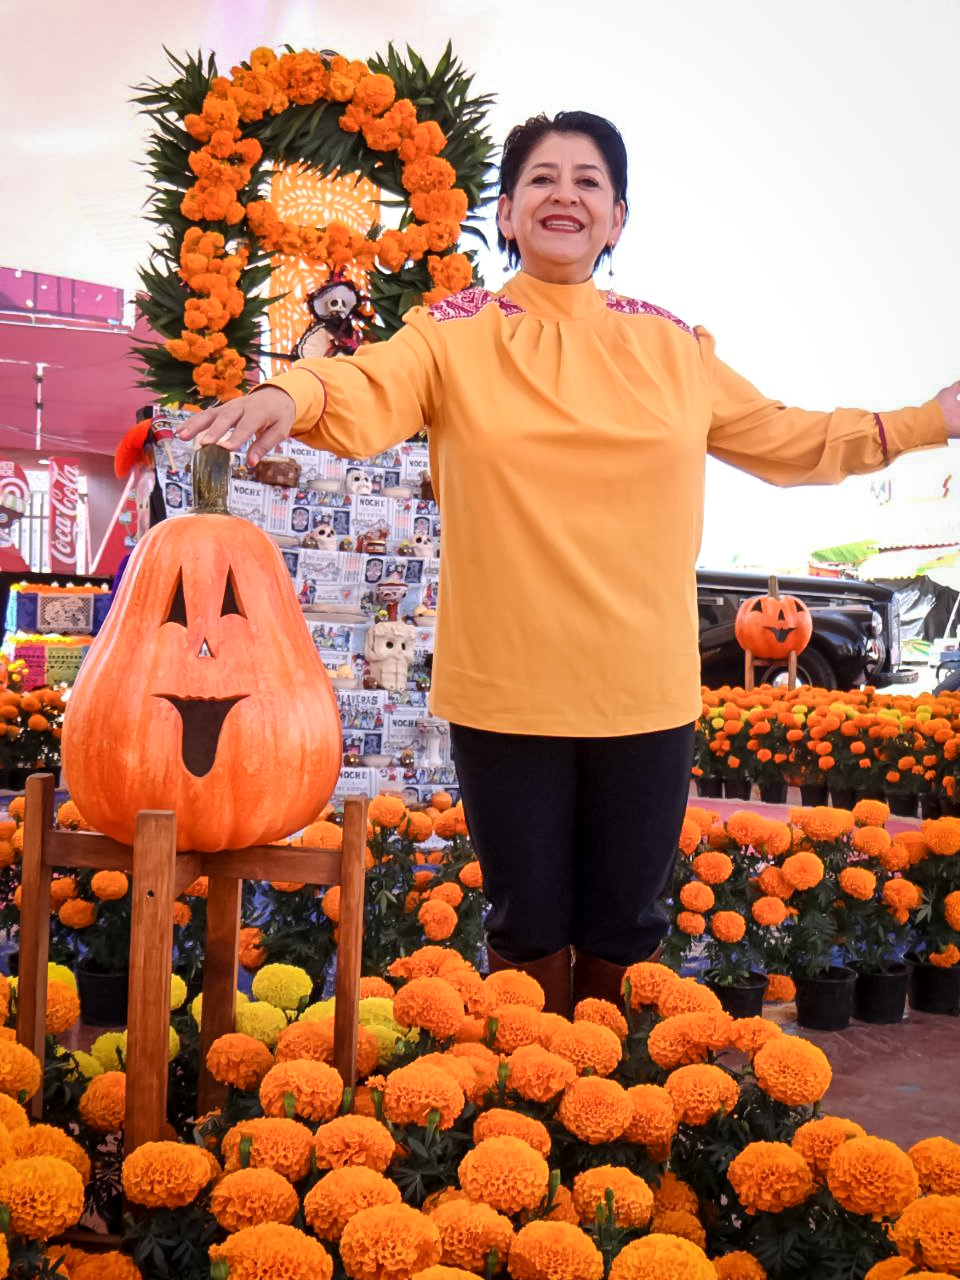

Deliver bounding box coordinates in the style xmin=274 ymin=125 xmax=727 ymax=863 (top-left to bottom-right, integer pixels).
xmin=936 ymin=380 xmax=960 ymax=436
xmin=176 ymin=388 xmax=297 ymax=467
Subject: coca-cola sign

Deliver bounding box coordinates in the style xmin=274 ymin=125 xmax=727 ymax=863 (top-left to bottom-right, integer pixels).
xmin=48 ymin=457 xmax=80 ymax=574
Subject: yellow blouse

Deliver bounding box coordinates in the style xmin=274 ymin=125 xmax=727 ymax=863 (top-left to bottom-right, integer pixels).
xmin=267 ymin=271 xmax=947 ymax=736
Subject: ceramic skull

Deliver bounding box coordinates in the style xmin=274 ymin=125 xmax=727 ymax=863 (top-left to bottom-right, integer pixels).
xmin=311 ymin=522 xmax=338 ymax=549
xmin=363 ymin=620 xmax=417 ymax=692
xmin=343 ymin=467 xmax=373 ymax=496
xmin=412 ymin=533 xmax=435 ymax=557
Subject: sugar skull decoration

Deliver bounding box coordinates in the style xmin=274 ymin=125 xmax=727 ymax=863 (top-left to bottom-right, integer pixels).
xmin=364 ymin=619 xmax=417 ymax=693
xmin=62 ymin=444 xmax=342 ymax=851
xmin=293 ymin=275 xmax=364 ymax=360
xmin=343 ymin=467 xmax=373 ymax=496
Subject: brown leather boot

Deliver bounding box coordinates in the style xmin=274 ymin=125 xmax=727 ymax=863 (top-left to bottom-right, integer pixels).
xmin=486 ymin=943 xmax=573 ymax=1017
xmin=572 ymin=946 xmax=663 ymax=1012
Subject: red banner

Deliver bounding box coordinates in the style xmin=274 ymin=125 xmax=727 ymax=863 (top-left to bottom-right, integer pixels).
xmin=48 ymin=456 xmax=80 ymax=574
xmin=0 ymin=459 xmax=31 ymax=572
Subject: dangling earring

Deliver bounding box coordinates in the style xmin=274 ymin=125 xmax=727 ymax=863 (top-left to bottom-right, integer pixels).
xmin=606 ymin=246 xmax=615 ymax=288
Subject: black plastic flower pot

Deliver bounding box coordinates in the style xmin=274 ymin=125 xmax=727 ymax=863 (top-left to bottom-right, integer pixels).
xmin=759 ymin=781 xmax=788 ymax=804
xmin=886 ymin=792 xmax=919 ymax=818
xmin=853 ymin=964 xmax=908 ymax=1024
xmin=799 ymin=784 xmax=828 ymax=807
xmin=695 ymin=777 xmax=724 ymax=798
xmin=723 ymin=778 xmax=752 ymax=800
xmin=706 ymin=971 xmax=767 ymax=1018
xmin=907 ymin=957 xmax=960 ymax=1016
xmin=918 ymin=794 xmax=942 ymax=820
xmin=794 ymin=966 xmax=857 ymax=1031
xmin=76 ymin=966 xmax=128 ymax=1027
xmin=829 ymin=788 xmax=856 ymax=810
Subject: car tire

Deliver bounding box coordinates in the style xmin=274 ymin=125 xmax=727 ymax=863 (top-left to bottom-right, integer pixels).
xmin=757 ymin=647 xmax=837 ymax=689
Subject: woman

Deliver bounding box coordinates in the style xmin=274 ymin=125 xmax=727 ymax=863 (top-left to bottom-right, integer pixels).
xmin=180 ymin=111 xmax=960 ymax=1015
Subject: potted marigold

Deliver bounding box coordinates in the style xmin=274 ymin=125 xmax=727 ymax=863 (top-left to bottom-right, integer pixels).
xmin=742 ymin=695 xmax=794 ymax=804
xmin=692 ymin=694 xmax=726 ymax=798
xmin=904 ymin=817 xmax=960 ymax=1015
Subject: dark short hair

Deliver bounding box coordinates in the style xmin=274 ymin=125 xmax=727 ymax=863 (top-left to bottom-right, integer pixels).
xmin=497 ymin=111 xmax=629 ymax=269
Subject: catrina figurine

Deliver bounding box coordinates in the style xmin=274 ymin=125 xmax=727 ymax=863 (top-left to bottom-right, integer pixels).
xmin=293 ymin=274 xmax=364 ymax=360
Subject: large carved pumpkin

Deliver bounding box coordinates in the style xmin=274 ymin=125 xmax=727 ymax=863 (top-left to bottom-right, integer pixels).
xmin=62 ymin=446 xmax=342 ymax=851
xmin=734 ymin=578 xmax=813 ymax=660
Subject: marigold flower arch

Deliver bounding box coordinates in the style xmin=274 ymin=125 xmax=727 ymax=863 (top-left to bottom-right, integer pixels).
xmin=135 ymin=44 xmax=495 ymax=403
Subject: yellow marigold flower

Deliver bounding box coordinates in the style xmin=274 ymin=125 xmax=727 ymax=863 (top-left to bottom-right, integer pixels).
xmin=91 ymin=870 xmax=129 ymax=900
xmin=691 ymin=851 xmax=734 ymax=885
xmin=654 ymin=1171 xmax=699 ymax=1214
xmin=121 ymin=1141 xmax=210 ymax=1208
xmin=852 ymin=798 xmax=890 ymax=827
xmin=56 ymin=800 xmax=94 ymax=831
xmin=573 ymin=1165 xmax=654 ymax=1227
xmin=209 ymin=1222 xmax=332 ymax=1280
xmin=45 ymin=980 xmax=80 ymax=1035
xmin=621 ymin=961 xmax=679 ymax=1009
xmin=727 ymin=1141 xmax=814 ymax=1214
xmin=210 ymin=1166 xmax=299 ymax=1232
xmin=428 ymin=1197 xmax=514 ymax=1273
xmin=0 ymin=1093 xmax=28 ymax=1133
xmin=608 ymin=1233 xmax=716 ymax=1280
xmin=680 ymin=882 xmax=716 ymax=913
xmin=393 ymin=976 xmax=466 ymax=1040
xmin=90 ymin=1031 xmax=125 ymax=1072
xmin=56 ymin=1245 xmax=141 ymax=1279
xmin=275 ymin=1018 xmax=379 ymax=1079
xmin=259 ymin=1059 xmax=343 ymax=1122
xmin=751 ymin=896 xmax=788 ymax=927
xmin=506 ymin=1044 xmax=577 ymax=1102
xmin=710 ymin=910 xmax=747 ymax=943
xmin=0 ymin=1154 xmax=84 ymax=1238
xmin=650 ymin=1208 xmax=706 ymax=1247
xmin=79 ymin=1071 xmax=125 ymax=1131
xmin=890 ymin=1193 xmax=960 ymax=1272
xmin=57 ymin=898 xmax=97 ymax=928
xmin=546 ymin=1020 xmax=622 ymax=1077
xmin=573 ymin=997 xmax=628 ymax=1040
xmin=473 ymin=1108 xmax=551 ymax=1157
xmin=313 ymin=1115 xmax=396 ymax=1173
xmin=206 ymin=1033 xmax=274 ymax=1091
xmin=484 ymin=969 xmax=546 ymax=1011
xmin=382 ymin=1060 xmax=465 ymax=1129
xmin=728 ymin=1017 xmax=783 ymax=1056
xmin=222 ymin=1117 xmax=314 ymax=1181
xmin=339 ymin=1202 xmax=440 ymax=1277
xmin=712 ymin=1251 xmax=767 ymax=1279
xmin=753 ymin=1036 xmax=831 ymax=1106
xmin=170 ymin=973 xmax=188 ymax=1010
xmin=657 ymin=978 xmax=724 ymax=1018
xmin=763 ymin=974 xmax=796 ymax=1003
xmin=839 ymin=867 xmax=877 ymax=900
xmin=665 ymin=1064 xmax=739 ymax=1125
xmin=303 ymin=1164 xmax=401 ymax=1240
xmin=623 ymin=1083 xmax=677 ymax=1149
xmin=418 ymin=898 xmax=458 ymax=941
xmin=11 ymin=1122 xmax=91 ymax=1183
xmin=827 ymin=1135 xmax=919 ymax=1217
xmin=648 ymin=1011 xmax=732 ymax=1071
xmin=508 ymin=1219 xmax=604 ymax=1280
xmin=558 ymin=1076 xmax=632 ymax=1144
xmin=781 ymin=851 xmax=825 ymax=890
xmin=791 ymin=1115 xmax=867 ymax=1182
xmin=251 ymin=962 xmax=313 ymax=1010
xmin=458 ymin=1134 xmax=549 ymax=1214
xmin=908 ymin=1136 xmax=960 ymax=1195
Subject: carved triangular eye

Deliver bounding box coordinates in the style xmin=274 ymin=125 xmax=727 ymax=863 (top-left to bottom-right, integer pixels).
xmin=165 ymin=572 xmax=188 ymax=627
xmin=221 ymin=570 xmax=245 ymax=618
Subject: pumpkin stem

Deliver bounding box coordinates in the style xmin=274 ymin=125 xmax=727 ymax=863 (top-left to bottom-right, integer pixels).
xmin=767 ymin=574 xmax=780 ymax=600
xmin=193 ymin=444 xmax=232 ymax=515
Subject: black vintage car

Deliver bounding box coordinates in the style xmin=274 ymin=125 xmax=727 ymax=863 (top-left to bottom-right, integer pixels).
xmin=697 ymin=569 xmax=916 ymax=691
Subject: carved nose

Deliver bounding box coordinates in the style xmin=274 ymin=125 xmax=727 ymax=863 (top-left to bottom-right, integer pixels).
xmin=198 ymin=638 xmax=215 ymax=658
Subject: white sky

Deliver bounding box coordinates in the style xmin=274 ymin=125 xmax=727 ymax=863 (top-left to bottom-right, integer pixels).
xmin=2 ymin=0 xmax=959 ymax=569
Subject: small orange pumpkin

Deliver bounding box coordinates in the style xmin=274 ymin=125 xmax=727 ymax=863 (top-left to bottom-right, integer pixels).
xmin=734 ymin=577 xmax=812 ymax=660
xmin=62 ymin=446 xmax=342 ymax=851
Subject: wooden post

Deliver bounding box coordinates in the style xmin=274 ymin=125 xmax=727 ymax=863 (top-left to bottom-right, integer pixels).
xmin=333 ymin=795 xmax=368 ymax=1091
xmin=197 ymin=875 xmax=241 ymax=1115
xmin=125 ymin=811 xmax=177 ymax=1154
xmin=17 ymin=774 xmax=56 ymax=1118
xmin=787 ymin=650 xmax=798 ymax=690
xmin=743 ymin=649 xmax=755 ymax=692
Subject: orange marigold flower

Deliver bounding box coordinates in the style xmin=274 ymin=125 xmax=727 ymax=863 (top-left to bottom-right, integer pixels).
xmin=447 ymin=1041 xmax=501 ymax=1099
xmin=45 ymin=980 xmax=80 ymax=1035
xmin=727 ymin=1016 xmax=783 ymax=1056
xmin=680 ymin=882 xmax=716 ymax=913
xmin=712 ymin=1251 xmax=768 ymax=1279
xmin=665 ymin=1064 xmax=738 ymax=1126
xmin=691 ymin=851 xmax=734 ymax=885
xmin=890 ymin=1193 xmax=960 ymax=1272
xmin=0 ymin=1154 xmax=84 ymax=1239
xmin=753 ymin=1036 xmax=831 ymax=1106
xmin=549 ymin=1020 xmax=622 ymax=1077
xmin=781 ymin=851 xmax=825 ymax=890
xmin=851 ymin=826 xmax=892 ymax=858
xmin=944 ymin=891 xmax=960 ymax=932
xmin=725 ymin=811 xmax=772 ymax=848
xmin=78 ymin=1071 xmax=125 ymax=1130
xmin=11 ymin=1123 xmax=90 ymax=1183
xmin=303 ymin=1165 xmax=401 ymax=1240
xmin=657 ymin=978 xmax=724 ymax=1018
xmin=678 ymin=911 xmax=707 ymax=936
xmin=852 ymin=798 xmax=891 ymax=827
xmin=649 ymin=1208 xmax=706 ymax=1248
xmin=418 ymin=898 xmax=458 ymax=941
xmin=368 ymin=794 xmax=408 ymax=829
xmin=573 ymin=997 xmax=628 ymax=1040
xmin=827 ymin=1135 xmax=919 ymax=1217
xmin=929 ymin=944 xmax=960 ymax=967
xmin=313 ymin=1115 xmax=395 ymax=1173
xmin=654 ymin=1171 xmax=699 ymax=1215
xmin=489 ymin=1003 xmax=545 ymax=1053
xmin=428 ymin=1198 xmax=514 ymax=1272
xmin=558 ymin=1076 xmax=632 ymax=1144
xmin=727 ymin=1141 xmax=815 ymax=1214
xmin=222 ymin=1117 xmax=314 ymax=1181
xmin=56 ymin=800 xmax=94 ymax=831
xmin=791 ymin=1115 xmax=868 ymax=1182
xmin=210 ymin=1165 xmax=298 ymax=1232
xmin=382 ymin=1061 xmax=465 ymax=1129
xmin=908 ymin=1136 xmax=960 ymax=1195
xmin=54 ymin=1246 xmax=141 ymax=1279
xmin=393 ymin=976 xmax=466 ymax=1039
xmin=623 ymin=961 xmax=679 ymax=1009
xmin=275 ymin=1018 xmax=379 ymax=1079
xmin=508 ymin=1219 xmax=604 ymax=1280
xmin=798 ymin=807 xmax=853 ymax=842
xmin=473 ymin=1108 xmax=551 ymax=1157
xmin=648 ymin=1011 xmax=732 ymax=1070
xmin=49 ymin=876 xmax=77 ymax=903
xmin=459 ymin=860 xmax=483 ymax=889
xmin=882 ymin=879 xmax=923 ymax=913
xmin=458 ymin=1134 xmax=549 ymax=1214
xmin=484 ymin=969 xmax=545 ymax=1011
xmin=259 ymin=1059 xmax=343 ymax=1122
xmin=710 ymin=910 xmax=747 ymax=943
xmin=206 ymin=1033 xmax=274 ymax=1090
xmin=209 ymin=1223 xmax=332 ymax=1280
xmin=506 ymin=1044 xmax=577 ymax=1102
xmin=238 ymin=926 xmax=266 ymax=969
xmin=679 ymin=817 xmax=704 ymax=856
xmin=623 ymin=1083 xmax=678 ymax=1148
xmin=763 ymin=974 xmax=796 ymax=1003
xmin=921 ymin=817 xmax=960 ymax=856
xmin=121 ymin=1140 xmax=211 ymax=1208
xmin=58 ymin=898 xmax=97 ymax=928
xmin=839 ymin=867 xmax=877 ymax=900
xmin=573 ymin=1164 xmax=654 ymax=1227
xmin=751 ymin=895 xmax=788 ymax=927
xmin=91 ymin=870 xmax=129 ymax=900
xmin=608 ymin=1233 xmax=716 ymax=1280
xmin=756 ymin=865 xmax=794 ymax=900
xmin=359 ymin=976 xmax=395 ymax=999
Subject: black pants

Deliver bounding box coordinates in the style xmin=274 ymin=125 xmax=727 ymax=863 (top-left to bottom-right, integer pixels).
xmin=450 ymin=721 xmax=695 ymax=966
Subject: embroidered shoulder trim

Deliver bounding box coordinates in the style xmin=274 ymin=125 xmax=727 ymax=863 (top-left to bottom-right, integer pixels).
xmin=605 ymin=292 xmax=696 ymax=337
xmin=427 ymin=287 xmax=524 ymax=322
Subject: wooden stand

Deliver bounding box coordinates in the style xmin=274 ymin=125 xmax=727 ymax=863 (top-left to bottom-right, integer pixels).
xmin=743 ymin=648 xmax=797 ymax=692
xmin=16 ymin=774 xmax=367 ymax=1153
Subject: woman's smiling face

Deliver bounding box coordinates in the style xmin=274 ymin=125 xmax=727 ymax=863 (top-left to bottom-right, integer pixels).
xmin=497 ymin=131 xmax=625 ymax=285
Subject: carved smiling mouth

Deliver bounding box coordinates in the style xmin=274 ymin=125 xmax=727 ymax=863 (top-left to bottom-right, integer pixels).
xmin=157 ymin=695 xmax=249 ymax=778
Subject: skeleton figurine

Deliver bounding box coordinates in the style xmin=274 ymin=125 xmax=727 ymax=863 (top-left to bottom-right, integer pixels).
xmin=343 ymin=466 xmax=373 ymax=496
xmin=364 ymin=620 xmax=417 ymax=692
xmin=293 ymin=275 xmax=363 ymax=360
xmin=417 ymin=716 xmax=449 ymax=769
